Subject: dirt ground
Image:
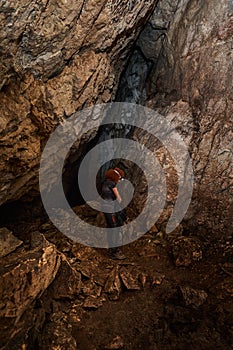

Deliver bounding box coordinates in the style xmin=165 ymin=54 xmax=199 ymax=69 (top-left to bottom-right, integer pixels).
xmin=68 ymin=236 xmax=233 ymax=350
xmin=1 ymin=200 xmax=233 ymax=350
xmin=37 ymin=223 xmax=233 ymax=350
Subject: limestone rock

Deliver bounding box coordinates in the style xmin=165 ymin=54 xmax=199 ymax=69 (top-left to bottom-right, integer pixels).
xmin=83 ymin=295 xmax=106 ymax=310
xmin=150 ymin=272 xmax=165 ymax=287
xmin=116 ymin=0 xmax=233 ymax=238
xmin=81 ymin=279 xmax=102 ymax=298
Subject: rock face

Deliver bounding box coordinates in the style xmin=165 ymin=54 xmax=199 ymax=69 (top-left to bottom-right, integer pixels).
xmin=0 ymin=0 xmax=157 ymax=205
xmin=118 ymin=0 xmax=233 ymax=236
xmin=154 ymin=0 xmax=233 ymax=236
xmin=1 ymin=0 xmax=232 ymax=237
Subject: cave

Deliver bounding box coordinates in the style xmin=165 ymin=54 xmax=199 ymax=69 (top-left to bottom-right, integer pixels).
xmin=0 ymin=1 xmax=233 ymax=349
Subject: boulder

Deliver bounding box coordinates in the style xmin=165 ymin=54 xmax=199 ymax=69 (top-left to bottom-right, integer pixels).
xmin=0 ymin=233 xmax=61 ymax=348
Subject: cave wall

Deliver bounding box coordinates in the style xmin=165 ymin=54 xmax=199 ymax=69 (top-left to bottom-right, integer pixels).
xmin=145 ymin=0 xmax=233 ymax=235
xmin=0 ymin=0 xmax=157 ymax=205
xmin=0 ymin=0 xmax=232 ymax=236
xmin=0 ymin=1 xmax=233 ymax=347
xmin=112 ymin=0 xmax=233 ymax=236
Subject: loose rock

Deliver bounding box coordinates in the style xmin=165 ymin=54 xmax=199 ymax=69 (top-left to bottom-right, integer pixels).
xmin=0 ymin=227 xmax=23 ymax=257
xmin=172 ymin=236 xmax=203 ymax=267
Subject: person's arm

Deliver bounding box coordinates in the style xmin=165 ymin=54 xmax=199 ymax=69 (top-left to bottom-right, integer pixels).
xmin=112 ymin=187 xmax=122 ymax=203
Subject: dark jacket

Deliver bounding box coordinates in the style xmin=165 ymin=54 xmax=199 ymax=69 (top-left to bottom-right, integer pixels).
xmin=101 ymin=179 xmax=116 ymax=201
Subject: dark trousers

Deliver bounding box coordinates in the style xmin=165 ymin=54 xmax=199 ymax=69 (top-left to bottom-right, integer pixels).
xmin=104 ymin=212 xmax=121 ymax=248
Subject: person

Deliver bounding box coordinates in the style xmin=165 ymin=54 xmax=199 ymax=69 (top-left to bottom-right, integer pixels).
xmin=101 ymin=167 xmax=126 ymax=260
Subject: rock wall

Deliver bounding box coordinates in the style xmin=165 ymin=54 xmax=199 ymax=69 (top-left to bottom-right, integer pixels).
xmin=0 ymin=2 xmax=233 ymax=347
xmin=118 ymin=0 xmax=233 ymax=236
xmin=1 ymin=0 xmax=232 ymax=231
xmin=0 ymin=0 xmax=157 ymax=205
xmin=156 ymin=0 xmax=233 ymax=236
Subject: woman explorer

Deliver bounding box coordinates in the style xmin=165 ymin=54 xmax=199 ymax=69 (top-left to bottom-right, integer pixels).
xmin=101 ymin=167 xmax=127 ymax=260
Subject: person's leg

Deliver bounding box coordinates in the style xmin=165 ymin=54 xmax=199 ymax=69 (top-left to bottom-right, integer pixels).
xmin=104 ymin=212 xmax=117 ymax=247
xmin=104 ymin=212 xmax=126 ymax=260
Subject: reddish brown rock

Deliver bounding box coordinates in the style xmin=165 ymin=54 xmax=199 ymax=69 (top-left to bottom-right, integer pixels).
xmin=119 ymin=266 xmax=141 ymax=290
xmin=0 ymin=0 xmax=156 ymax=205
xmin=104 ymin=266 xmax=122 ymax=300
xmin=48 ymin=255 xmax=81 ymax=299
xmin=0 ymin=233 xmax=61 ymax=348
xmin=0 ymin=227 xmax=23 ymax=257
xmin=179 ymin=286 xmax=208 ymax=308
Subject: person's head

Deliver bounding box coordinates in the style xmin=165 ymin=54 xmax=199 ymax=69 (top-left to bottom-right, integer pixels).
xmin=105 ymin=167 xmax=125 ymax=183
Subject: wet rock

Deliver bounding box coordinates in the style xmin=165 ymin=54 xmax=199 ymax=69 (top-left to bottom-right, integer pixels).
xmin=75 ymin=260 xmax=99 ymax=279
xmin=138 ymin=244 xmax=160 ymax=259
xmin=0 ymin=227 xmax=23 ymax=257
xmin=93 ymin=268 xmax=112 ymax=288
xmin=42 ymin=227 xmax=73 ymax=253
xmin=104 ymin=335 xmax=124 ymax=350
xmin=179 ymin=286 xmax=208 ymax=308
xmin=171 ymin=236 xmax=203 ymax=267
xmin=29 ymin=230 xmax=46 ymax=248
xmin=73 ymin=258 xmax=111 ymax=288
xmin=74 ymin=202 xmax=106 ymax=228
xmin=147 ymin=0 xmax=233 ymax=237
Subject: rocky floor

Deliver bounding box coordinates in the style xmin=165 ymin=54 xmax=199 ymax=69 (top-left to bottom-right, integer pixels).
xmin=0 ymin=203 xmax=233 ymax=350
